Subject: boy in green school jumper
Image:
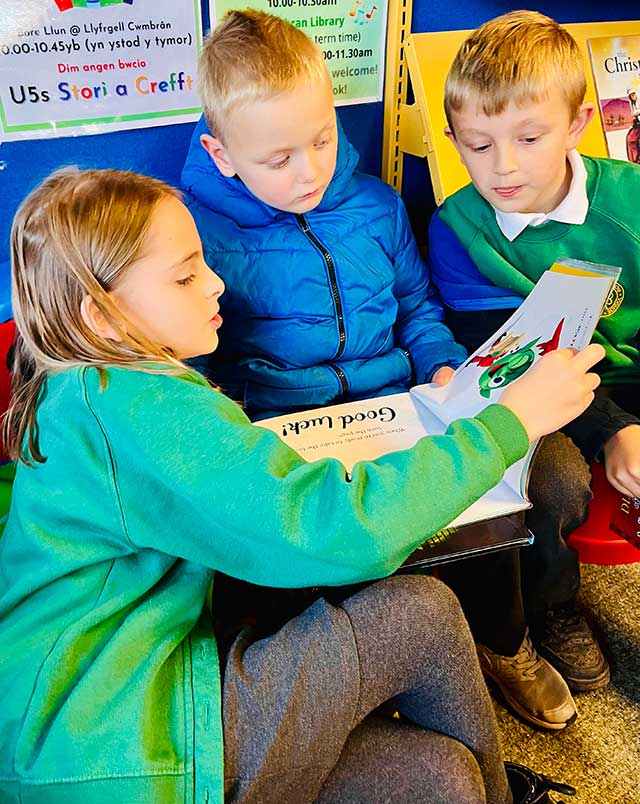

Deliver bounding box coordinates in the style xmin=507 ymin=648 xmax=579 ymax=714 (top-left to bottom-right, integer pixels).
xmin=430 ymin=10 xmax=640 ymax=727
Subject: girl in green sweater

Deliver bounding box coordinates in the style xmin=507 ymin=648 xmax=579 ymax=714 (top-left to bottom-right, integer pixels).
xmin=0 ymin=169 xmax=599 ymax=804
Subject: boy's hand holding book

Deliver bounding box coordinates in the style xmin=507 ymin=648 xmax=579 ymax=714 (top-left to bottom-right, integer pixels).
xmin=603 ymin=424 xmax=640 ymax=499
xmin=431 ymin=366 xmax=456 ymax=386
xmin=500 ymin=344 xmax=605 ymax=443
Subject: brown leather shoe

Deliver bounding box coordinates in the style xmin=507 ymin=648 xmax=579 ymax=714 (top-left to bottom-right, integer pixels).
xmin=477 ymin=632 xmax=577 ymax=730
xmin=536 ymin=604 xmax=610 ymax=692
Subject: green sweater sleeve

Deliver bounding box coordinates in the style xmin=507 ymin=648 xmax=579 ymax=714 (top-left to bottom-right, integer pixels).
xmin=84 ymin=368 xmax=529 ymax=588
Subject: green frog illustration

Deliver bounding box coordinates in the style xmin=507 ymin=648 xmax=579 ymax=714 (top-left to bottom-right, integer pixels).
xmin=470 ymin=319 xmax=564 ymax=398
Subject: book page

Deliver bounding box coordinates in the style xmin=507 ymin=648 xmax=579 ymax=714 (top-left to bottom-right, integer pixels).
xmin=411 ymin=263 xmax=617 ymax=495
xmin=255 ymin=392 xmax=443 ymax=472
xmin=413 ymin=266 xmax=614 ymax=422
xmin=588 ymin=35 xmax=640 ymax=163
xmin=446 ymin=480 xmax=528 ymax=528
xmin=256 ymin=391 xmax=530 ymax=527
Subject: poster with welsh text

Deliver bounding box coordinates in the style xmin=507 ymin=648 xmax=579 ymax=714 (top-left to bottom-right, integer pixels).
xmin=210 ymin=0 xmax=387 ymax=105
xmin=0 ymin=0 xmax=202 ymax=141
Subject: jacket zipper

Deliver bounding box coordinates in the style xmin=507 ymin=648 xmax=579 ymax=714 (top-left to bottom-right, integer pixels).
xmin=297 ymin=214 xmax=347 ymax=374
xmin=399 ymin=347 xmax=416 ymax=384
xmin=329 ymin=363 xmax=348 ymax=395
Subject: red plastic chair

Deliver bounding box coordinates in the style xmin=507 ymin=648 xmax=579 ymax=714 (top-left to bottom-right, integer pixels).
xmin=0 ymin=319 xmax=15 ymax=464
xmin=0 ymin=319 xmax=15 ymax=536
xmin=567 ymin=463 xmax=640 ymax=565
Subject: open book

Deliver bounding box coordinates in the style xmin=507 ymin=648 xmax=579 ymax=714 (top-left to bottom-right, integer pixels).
xmin=256 ymin=259 xmax=621 ymax=566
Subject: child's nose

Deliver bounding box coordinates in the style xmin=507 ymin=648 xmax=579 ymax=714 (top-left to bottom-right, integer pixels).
xmin=205 ymin=265 xmax=225 ymax=298
xmin=494 ymin=144 xmax=518 ymax=175
xmin=297 ymin=150 xmax=320 ymax=184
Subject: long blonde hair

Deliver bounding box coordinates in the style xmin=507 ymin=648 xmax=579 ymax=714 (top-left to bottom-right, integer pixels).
xmin=6 ymin=168 xmax=185 ymax=464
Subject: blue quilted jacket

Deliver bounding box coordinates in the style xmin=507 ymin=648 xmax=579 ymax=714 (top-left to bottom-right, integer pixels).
xmin=181 ymin=116 xmax=466 ymax=419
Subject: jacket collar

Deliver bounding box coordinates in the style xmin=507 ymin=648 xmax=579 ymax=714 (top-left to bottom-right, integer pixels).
xmin=180 ymin=114 xmax=360 ymax=226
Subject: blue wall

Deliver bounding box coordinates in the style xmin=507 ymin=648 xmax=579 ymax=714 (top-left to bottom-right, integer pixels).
xmin=0 ymin=1 xmax=637 ymax=319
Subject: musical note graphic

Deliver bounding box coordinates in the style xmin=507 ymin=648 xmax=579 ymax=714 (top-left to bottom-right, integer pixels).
xmin=365 ymin=4 xmax=377 ymax=20
xmin=348 ymin=0 xmax=360 ymax=17
xmin=355 ymin=6 xmax=365 ymax=24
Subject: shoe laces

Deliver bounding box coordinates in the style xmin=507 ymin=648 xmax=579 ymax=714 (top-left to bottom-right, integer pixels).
xmin=506 ymin=634 xmax=545 ymax=681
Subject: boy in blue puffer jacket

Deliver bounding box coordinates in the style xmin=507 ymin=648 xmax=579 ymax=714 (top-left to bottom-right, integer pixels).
xmin=181 ymin=9 xmax=466 ymax=420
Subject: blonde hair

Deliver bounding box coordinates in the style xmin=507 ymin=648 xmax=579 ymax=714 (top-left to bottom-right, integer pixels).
xmin=445 ymin=11 xmax=586 ymax=129
xmin=198 ymin=8 xmax=328 ymax=141
xmin=6 ymin=168 xmax=186 ymax=464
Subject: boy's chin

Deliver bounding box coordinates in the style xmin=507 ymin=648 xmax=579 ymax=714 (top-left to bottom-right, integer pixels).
xmin=480 ymin=189 xmax=529 ymax=214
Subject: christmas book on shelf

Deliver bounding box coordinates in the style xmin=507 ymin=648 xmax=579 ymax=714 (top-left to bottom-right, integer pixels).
xmin=255 ymin=258 xmax=621 ymax=568
xmin=588 ymin=34 xmax=640 ymax=164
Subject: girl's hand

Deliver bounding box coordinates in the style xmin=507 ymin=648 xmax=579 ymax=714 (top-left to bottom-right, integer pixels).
xmin=603 ymin=424 xmax=640 ymax=499
xmin=431 ymin=366 xmax=456 ymax=386
xmin=500 ymin=344 xmax=605 ymax=443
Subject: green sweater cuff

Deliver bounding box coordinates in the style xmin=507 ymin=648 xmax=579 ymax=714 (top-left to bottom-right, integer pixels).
xmin=475 ymin=403 xmax=530 ymax=468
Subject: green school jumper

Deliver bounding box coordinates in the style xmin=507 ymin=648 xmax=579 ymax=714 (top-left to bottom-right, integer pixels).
xmin=0 ymin=367 xmax=527 ymax=804
xmin=438 ymin=155 xmax=640 ymax=385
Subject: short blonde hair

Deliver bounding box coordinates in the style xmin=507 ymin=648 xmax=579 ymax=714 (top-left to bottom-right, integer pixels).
xmin=7 ymin=168 xmax=184 ymax=463
xmin=199 ymin=8 xmax=328 ymax=141
xmin=445 ymin=11 xmax=586 ymax=129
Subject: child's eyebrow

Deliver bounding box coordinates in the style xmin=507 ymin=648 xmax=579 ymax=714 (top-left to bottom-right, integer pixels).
xmin=456 ymin=127 xmax=490 ymax=138
xmin=513 ymin=118 xmax=547 ymax=128
xmin=260 ymin=122 xmax=335 ymax=159
xmin=168 ymin=251 xmax=200 ymax=272
xmin=458 ymin=118 xmax=547 ymax=137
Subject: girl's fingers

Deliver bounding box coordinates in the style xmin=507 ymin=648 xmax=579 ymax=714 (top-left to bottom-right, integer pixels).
xmin=570 ymin=343 xmax=606 ymax=371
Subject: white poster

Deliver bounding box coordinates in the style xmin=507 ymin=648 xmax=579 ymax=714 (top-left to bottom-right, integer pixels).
xmin=0 ymin=0 xmax=203 ymax=141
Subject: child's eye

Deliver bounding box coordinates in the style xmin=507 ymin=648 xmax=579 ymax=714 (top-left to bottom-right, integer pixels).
xmin=314 ymin=139 xmax=329 ymax=149
xmin=522 ymin=136 xmax=539 ymax=144
xmin=177 ymin=274 xmax=195 ymax=286
xmin=471 ymin=144 xmax=490 ymax=153
xmin=269 ymin=156 xmax=290 ymax=169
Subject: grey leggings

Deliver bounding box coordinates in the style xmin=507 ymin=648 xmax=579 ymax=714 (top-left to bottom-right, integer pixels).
xmin=222 ymin=574 xmax=511 ymax=804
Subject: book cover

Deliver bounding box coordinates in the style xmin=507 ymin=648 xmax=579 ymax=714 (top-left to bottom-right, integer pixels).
xmin=609 ymin=492 xmax=640 ymax=550
xmin=588 ymin=35 xmax=640 ymax=163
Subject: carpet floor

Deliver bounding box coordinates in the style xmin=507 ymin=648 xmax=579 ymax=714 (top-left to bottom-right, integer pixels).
xmin=495 ymin=562 xmax=640 ymax=804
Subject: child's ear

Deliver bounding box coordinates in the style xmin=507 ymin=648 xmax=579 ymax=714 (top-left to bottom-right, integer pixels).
xmin=200 ymin=133 xmax=236 ymax=178
xmin=80 ymin=295 xmax=122 ymax=342
xmin=444 ymin=125 xmax=463 ymax=159
xmin=568 ymin=102 xmax=595 ymax=149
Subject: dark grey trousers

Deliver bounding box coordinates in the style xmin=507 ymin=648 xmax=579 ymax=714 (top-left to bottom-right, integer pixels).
xmin=222 ymin=574 xmax=512 ymax=804
xmin=440 ymin=431 xmax=593 ymax=655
